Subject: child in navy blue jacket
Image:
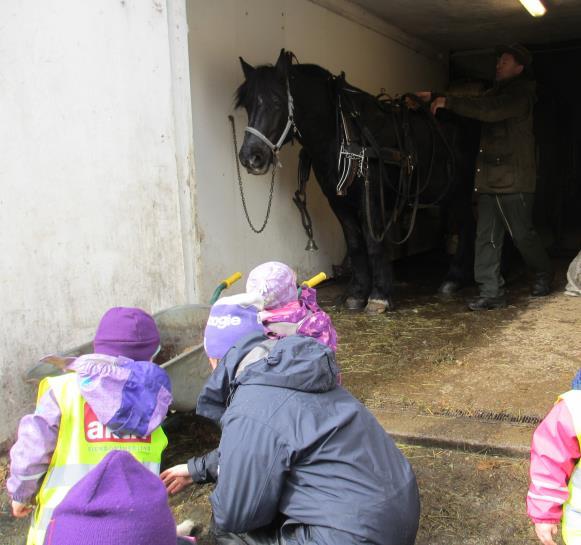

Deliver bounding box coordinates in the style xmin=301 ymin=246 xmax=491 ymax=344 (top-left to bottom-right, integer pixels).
xmin=163 ymin=262 xmax=419 ymax=545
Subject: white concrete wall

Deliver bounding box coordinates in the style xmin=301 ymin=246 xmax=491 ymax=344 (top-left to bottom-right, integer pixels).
xmin=0 ymin=0 xmax=446 ymax=447
xmin=0 ymin=0 xmax=192 ymax=447
xmin=187 ymin=0 xmax=448 ymax=299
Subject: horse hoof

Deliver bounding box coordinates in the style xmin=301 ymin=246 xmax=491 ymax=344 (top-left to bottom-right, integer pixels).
xmin=365 ymin=298 xmax=395 ymax=314
xmin=438 ymin=280 xmax=462 ymax=296
xmin=344 ymin=296 xmax=367 ymax=310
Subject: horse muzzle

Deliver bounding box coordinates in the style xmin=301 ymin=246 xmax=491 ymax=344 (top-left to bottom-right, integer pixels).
xmin=239 ymin=147 xmax=271 ymax=175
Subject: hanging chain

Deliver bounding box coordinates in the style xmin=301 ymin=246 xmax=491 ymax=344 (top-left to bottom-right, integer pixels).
xmin=228 ymin=115 xmax=276 ymax=234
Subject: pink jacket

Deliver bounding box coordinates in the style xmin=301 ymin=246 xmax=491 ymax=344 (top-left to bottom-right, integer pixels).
xmin=527 ymin=399 xmax=580 ymax=523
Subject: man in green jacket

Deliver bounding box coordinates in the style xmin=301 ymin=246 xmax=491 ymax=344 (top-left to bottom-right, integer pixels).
xmin=422 ymin=44 xmax=553 ymax=310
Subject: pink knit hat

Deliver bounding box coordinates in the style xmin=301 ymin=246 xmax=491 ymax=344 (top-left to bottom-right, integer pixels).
xmin=246 ymin=262 xmax=297 ymax=310
xmin=246 ymin=262 xmax=337 ymax=351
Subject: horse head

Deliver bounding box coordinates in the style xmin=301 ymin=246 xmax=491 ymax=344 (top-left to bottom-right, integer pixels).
xmin=235 ymin=49 xmax=294 ymax=174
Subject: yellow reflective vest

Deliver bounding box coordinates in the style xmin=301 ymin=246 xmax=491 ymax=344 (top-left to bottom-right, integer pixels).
xmin=27 ymin=373 xmax=167 ymax=545
xmin=560 ymin=391 xmax=581 ymax=545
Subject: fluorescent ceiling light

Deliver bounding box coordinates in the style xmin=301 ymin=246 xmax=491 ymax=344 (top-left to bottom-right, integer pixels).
xmin=518 ymin=0 xmax=547 ymax=17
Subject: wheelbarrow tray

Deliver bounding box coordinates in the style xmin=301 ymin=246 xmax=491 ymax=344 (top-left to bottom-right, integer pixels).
xmin=26 ymin=304 xmax=211 ymax=412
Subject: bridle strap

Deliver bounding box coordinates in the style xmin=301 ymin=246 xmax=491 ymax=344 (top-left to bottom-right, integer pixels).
xmin=244 ymin=119 xmax=293 ymax=153
xmin=244 ymin=80 xmax=297 ymax=159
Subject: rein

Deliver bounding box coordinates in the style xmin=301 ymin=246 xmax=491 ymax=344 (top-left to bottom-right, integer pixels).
xmin=335 ymin=78 xmax=456 ymax=244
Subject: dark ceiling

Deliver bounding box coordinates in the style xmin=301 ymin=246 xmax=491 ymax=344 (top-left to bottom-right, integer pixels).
xmin=349 ymin=0 xmax=581 ymax=51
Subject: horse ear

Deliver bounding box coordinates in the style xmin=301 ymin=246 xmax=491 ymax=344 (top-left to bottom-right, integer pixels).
xmin=239 ymin=57 xmax=255 ymax=79
xmin=275 ymin=48 xmax=289 ymax=78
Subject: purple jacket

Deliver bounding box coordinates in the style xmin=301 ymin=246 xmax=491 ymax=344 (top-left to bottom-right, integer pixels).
xmin=7 ymin=354 xmax=172 ymax=503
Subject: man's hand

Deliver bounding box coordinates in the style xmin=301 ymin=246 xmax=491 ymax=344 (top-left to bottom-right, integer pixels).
xmin=534 ymin=522 xmax=559 ymax=545
xmin=12 ymin=500 xmax=33 ymax=518
xmin=160 ymin=464 xmax=193 ymax=495
xmin=431 ymin=96 xmax=447 ymax=116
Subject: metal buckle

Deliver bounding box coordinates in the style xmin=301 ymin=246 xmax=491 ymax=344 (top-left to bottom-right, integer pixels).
xmin=405 ymin=154 xmax=414 ymax=176
xmin=336 ymin=143 xmax=367 ymax=195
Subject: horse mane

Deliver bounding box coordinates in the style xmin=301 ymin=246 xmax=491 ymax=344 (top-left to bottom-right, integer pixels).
xmin=235 ymin=60 xmax=333 ymax=109
xmin=292 ymin=63 xmax=332 ymax=79
xmin=235 ymin=65 xmax=277 ymax=109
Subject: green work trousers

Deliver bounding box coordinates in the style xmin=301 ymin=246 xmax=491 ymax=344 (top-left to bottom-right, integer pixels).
xmin=474 ymin=193 xmax=552 ymax=297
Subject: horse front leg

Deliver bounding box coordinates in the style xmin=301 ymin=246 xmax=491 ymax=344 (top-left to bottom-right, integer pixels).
xmin=360 ymin=165 xmax=395 ymax=313
xmin=363 ymin=229 xmax=396 ymax=313
xmin=329 ymin=198 xmax=371 ymax=309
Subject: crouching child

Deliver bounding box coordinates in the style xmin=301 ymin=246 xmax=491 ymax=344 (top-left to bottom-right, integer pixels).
xmin=164 ymin=262 xmax=420 ymax=545
xmin=44 ymin=449 xmax=195 ymax=545
xmin=7 ymin=307 xmax=172 ymax=545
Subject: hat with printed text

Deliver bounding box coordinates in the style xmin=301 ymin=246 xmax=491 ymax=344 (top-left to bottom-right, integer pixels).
xmin=203 ymin=292 xmax=265 ymax=360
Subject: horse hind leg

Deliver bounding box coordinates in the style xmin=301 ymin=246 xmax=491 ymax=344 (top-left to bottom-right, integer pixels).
xmin=438 ymin=199 xmax=476 ymax=295
xmin=365 ymin=275 xmax=396 ymax=313
xmin=344 ymin=247 xmax=371 ymax=310
xmin=438 ymin=231 xmax=465 ymax=295
xmin=365 ymin=295 xmax=395 ymax=314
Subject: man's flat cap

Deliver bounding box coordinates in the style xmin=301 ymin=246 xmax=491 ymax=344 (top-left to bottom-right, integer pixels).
xmin=496 ymin=43 xmax=532 ymax=67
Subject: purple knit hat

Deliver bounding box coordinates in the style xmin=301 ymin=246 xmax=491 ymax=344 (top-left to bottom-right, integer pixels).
xmin=44 ymin=450 xmax=177 ymax=545
xmin=94 ymin=307 xmax=160 ymax=362
xmin=204 ymin=293 xmax=264 ymax=360
xmin=246 ymin=262 xmax=297 ymax=310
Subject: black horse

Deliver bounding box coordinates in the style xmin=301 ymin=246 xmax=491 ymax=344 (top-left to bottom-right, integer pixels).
xmin=236 ymin=49 xmax=479 ymax=313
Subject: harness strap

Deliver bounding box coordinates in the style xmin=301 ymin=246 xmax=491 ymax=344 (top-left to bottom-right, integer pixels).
xmin=365 ymin=147 xmax=408 ymax=168
xmin=334 ymin=75 xmax=460 ymax=244
xmin=293 ymin=148 xmax=318 ymax=250
xmin=245 ymin=123 xmax=292 ymax=153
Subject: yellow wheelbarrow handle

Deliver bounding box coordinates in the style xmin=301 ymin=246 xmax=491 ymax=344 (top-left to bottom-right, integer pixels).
xmin=298 ymin=272 xmax=327 ymax=297
xmin=223 ymin=272 xmax=242 ymax=288
xmin=209 ymin=272 xmax=243 ymax=304
xmin=302 ymin=272 xmax=327 ymax=288
xmin=210 ymin=271 xmax=326 ymax=304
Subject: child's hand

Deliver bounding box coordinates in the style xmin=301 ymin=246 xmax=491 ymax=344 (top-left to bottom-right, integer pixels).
xmin=160 ymin=464 xmax=193 ymax=495
xmin=12 ymin=500 xmax=33 ymax=518
xmin=534 ymin=522 xmax=559 ymax=545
